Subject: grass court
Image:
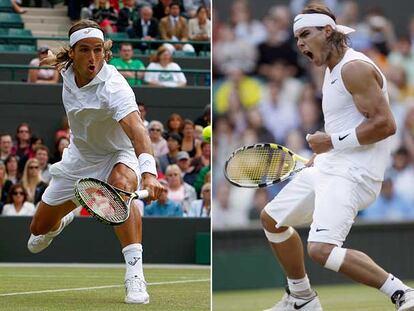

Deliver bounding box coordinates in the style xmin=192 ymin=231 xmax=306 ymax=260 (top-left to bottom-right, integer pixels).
xmin=0 ymin=264 xmax=210 ymax=311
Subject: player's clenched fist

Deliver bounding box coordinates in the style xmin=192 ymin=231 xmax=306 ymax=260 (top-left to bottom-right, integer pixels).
xmin=306 ymin=131 xmax=333 ymax=154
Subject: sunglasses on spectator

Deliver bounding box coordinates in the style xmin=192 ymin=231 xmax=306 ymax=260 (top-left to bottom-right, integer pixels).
xmin=29 ymin=166 xmax=39 ymax=169
xmin=12 ymin=191 xmax=24 ymax=195
xmin=149 ymin=128 xmax=161 ymax=132
xmin=18 ymin=129 xmax=29 ymax=133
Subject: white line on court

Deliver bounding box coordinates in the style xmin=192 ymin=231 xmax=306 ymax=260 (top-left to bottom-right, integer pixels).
xmin=0 ymin=278 xmax=210 ymax=297
xmin=0 ymin=262 xmax=210 ymax=269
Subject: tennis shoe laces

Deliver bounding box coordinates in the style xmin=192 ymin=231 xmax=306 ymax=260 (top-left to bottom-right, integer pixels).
xmin=263 ymin=287 xmax=323 ymax=311
xmin=393 ymin=289 xmax=414 ymax=311
xmin=27 ymin=212 xmax=74 ymax=254
xmin=125 ymin=275 xmax=149 ymax=304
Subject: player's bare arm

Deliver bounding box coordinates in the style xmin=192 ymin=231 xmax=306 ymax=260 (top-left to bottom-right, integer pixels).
xmin=119 ymin=111 xmax=164 ymax=200
xmin=342 ymin=60 xmax=396 ymax=144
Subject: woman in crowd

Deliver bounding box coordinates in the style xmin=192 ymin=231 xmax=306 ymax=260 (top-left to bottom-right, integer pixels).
xmin=1 ymin=184 xmax=36 ymax=216
xmin=144 ymin=46 xmax=187 ymax=87
xmin=188 ymin=5 xmax=211 ymax=54
xmin=0 ymin=163 xmax=13 ymax=211
xmin=187 ymin=182 xmax=211 ymax=217
xmin=165 ymin=164 xmax=197 ymax=215
xmin=5 ymin=155 xmax=20 ymax=184
xmin=148 ymin=120 xmax=169 ymax=157
xmin=166 ymin=112 xmax=184 ymax=137
xmin=181 ymin=119 xmax=202 ymax=159
xmin=21 ymin=158 xmax=48 ymax=205
xmin=12 ymin=123 xmax=34 ymax=172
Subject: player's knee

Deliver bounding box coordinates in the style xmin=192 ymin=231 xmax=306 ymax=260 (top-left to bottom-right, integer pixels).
xmin=260 ymin=208 xmax=277 ymax=230
xmin=307 ymin=242 xmax=336 ymax=266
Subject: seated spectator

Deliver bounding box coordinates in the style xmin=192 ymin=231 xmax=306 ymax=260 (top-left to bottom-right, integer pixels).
xmin=194 ymin=103 xmax=211 ymax=128
xmin=0 ymin=133 xmax=13 ymax=163
xmin=158 ymin=132 xmax=181 ymax=173
xmin=165 ymin=164 xmax=197 ymax=215
xmin=28 ymin=46 xmax=59 ymax=84
xmin=166 ymin=112 xmax=184 ymax=136
xmin=176 ymin=151 xmax=197 ymax=185
xmin=1 ymin=184 xmax=35 ymax=216
xmin=153 ymin=0 xmax=173 ymax=20
xmin=0 ymin=163 xmax=13 ymax=211
xmin=92 ymin=0 xmax=118 ymax=33
xmin=34 ymin=145 xmax=51 ymax=183
xmin=22 ymin=158 xmax=48 ymax=205
xmin=4 ymin=155 xmax=20 ymax=184
xmin=192 ymin=141 xmax=210 ymax=172
xmin=181 ymin=119 xmax=202 ymax=158
xmin=183 ymin=0 xmax=210 ymax=18
xmin=188 ymin=5 xmax=211 ymax=53
xmin=11 ymin=123 xmax=34 ymax=172
xmin=186 ymin=182 xmax=210 ymax=217
xmin=129 ymin=5 xmax=159 ymax=51
xmin=360 ymin=177 xmax=414 ymax=221
xmin=148 ymin=120 xmax=169 ymax=157
xmin=116 ymin=0 xmax=138 ymax=32
xmin=11 ymin=0 xmax=26 ymax=14
xmin=109 ymin=42 xmax=145 ymax=86
xmin=144 ymin=180 xmax=183 ymax=216
xmin=144 ymin=46 xmax=187 ymax=87
xmin=159 ymin=2 xmax=195 ymax=52
xmin=52 ymin=137 xmax=70 ymax=163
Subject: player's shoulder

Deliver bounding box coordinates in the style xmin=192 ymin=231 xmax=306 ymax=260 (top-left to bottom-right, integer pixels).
xmin=341 ymin=59 xmax=379 ymax=91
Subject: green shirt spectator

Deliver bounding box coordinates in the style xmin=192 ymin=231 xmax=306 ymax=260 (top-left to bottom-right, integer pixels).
xmin=109 ymin=42 xmax=145 ymax=85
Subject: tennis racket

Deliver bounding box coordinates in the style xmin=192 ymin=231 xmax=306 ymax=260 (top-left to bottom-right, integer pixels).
xmin=74 ymin=177 xmax=149 ymax=226
xmin=224 ymin=143 xmax=309 ymax=188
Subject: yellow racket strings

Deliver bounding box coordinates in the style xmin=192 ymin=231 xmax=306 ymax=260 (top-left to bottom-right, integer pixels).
xmin=227 ymin=147 xmax=295 ymax=184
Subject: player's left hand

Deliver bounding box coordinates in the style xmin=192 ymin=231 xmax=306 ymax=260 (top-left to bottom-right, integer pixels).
xmin=306 ymin=131 xmax=333 ymax=154
xmin=141 ymin=173 xmax=164 ymax=201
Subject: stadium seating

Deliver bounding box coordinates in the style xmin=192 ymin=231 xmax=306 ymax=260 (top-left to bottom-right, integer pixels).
xmin=0 ymin=0 xmax=13 ymax=13
xmin=0 ymin=12 xmax=23 ymax=28
xmin=0 ymin=28 xmax=35 ymax=45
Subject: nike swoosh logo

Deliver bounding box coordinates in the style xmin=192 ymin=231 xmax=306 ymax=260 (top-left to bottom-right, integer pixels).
xmin=316 ymin=228 xmax=329 ymax=232
xmin=330 ymin=79 xmax=338 ymax=84
xmin=338 ymin=133 xmax=350 ymax=141
xmin=294 ymin=297 xmax=316 ymax=309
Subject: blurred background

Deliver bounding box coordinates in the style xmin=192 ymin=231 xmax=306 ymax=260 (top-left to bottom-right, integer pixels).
xmin=212 ymin=0 xmax=414 ymax=298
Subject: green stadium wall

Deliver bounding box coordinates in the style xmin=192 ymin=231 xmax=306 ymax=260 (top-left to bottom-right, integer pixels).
xmin=0 ymin=216 xmax=210 ymax=264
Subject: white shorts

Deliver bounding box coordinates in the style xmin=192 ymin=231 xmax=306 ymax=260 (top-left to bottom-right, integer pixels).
xmin=42 ymin=146 xmax=140 ymax=206
xmin=264 ymin=166 xmax=381 ymax=247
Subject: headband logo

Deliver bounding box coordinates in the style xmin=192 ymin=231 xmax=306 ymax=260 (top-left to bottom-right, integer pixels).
xmin=84 ymin=29 xmax=93 ymax=34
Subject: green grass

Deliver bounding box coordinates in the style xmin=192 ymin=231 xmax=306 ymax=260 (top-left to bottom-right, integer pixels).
xmin=0 ymin=265 xmax=210 ymax=311
xmin=213 ymin=281 xmax=414 ymax=311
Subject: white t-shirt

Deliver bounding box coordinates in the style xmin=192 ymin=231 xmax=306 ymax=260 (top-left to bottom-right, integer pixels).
xmin=2 ymin=202 xmax=36 ymax=216
xmin=144 ymin=62 xmax=187 ymax=87
xmin=60 ymin=62 xmax=138 ymax=161
xmin=29 ymin=58 xmax=56 ymax=80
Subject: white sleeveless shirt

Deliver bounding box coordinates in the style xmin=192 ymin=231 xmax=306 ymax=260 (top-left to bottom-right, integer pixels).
xmin=314 ymin=48 xmax=392 ymax=182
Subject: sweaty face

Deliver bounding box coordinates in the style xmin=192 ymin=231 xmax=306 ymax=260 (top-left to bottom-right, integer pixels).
xmin=294 ymin=27 xmax=328 ymax=67
xmin=70 ymin=38 xmax=105 ymax=87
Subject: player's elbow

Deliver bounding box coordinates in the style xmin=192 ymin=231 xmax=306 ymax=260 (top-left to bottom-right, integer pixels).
xmin=374 ymin=115 xmax=396 ymax=138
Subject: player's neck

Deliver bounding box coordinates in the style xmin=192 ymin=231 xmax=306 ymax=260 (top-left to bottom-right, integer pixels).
xmin=326 ymin=46 xmax=347 ymax=70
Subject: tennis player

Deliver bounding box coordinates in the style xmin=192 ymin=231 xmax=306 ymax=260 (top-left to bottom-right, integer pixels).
xmin=260 ymin=4 xmax=414 ymax=311
xmin=27 ymin=20 xmax=163 ymax=305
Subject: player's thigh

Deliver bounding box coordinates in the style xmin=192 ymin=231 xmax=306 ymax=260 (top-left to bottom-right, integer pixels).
xmin=309 ymin=172 xmax=379 ymax=246
xmin=108 ymin=162 xmax=138 ymax=192
xmin=264 ymin=166 xmax=316 ymax=228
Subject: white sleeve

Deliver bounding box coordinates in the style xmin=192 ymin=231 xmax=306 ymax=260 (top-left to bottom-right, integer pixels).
xmin=171 ymin=63 xmax=187 ymax=84
xmin=107 ymin=79 xmax=138 ymax=122
xmin=144 ymin=63 xmax=158 ymax=83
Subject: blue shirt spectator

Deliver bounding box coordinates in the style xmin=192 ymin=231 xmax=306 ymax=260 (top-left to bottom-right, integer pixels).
xmin=144 ymin=184 xmax=183 ymax=217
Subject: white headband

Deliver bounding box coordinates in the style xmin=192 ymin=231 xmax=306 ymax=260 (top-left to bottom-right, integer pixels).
xmin=69 ymin=28 xmax=104 ymax=47
xmin=293 ymin=13 xmax=355 ymax=35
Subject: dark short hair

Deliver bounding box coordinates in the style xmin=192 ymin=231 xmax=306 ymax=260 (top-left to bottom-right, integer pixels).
xmin=167 ymin=132 xmax=182 ymax=144
xmin=7 ymin=183 xmax=28 ymax=203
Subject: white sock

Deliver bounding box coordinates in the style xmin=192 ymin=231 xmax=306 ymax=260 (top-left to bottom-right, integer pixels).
xmin=122 ymin=243 xmax=144 ymax=280
xmin=380 ymin=274 xmax=410 ymax=297
xmin=288 ymin=275 xmax=312 ymax=296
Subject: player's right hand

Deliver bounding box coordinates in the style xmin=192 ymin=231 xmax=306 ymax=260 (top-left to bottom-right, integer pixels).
xmin=141 ymin=173 xmax=164 ymax=201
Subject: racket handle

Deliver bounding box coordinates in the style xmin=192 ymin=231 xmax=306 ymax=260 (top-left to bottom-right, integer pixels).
xmin=135 ymin=189 xmax=149 ymax=199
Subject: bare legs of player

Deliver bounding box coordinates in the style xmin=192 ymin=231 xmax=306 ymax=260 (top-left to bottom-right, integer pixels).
xmin=261 ymin=210 xmax=389 ymax=288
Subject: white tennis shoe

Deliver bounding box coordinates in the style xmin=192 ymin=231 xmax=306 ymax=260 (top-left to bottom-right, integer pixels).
xmin=264 ymin=288 xmax=323 ymax=311
xmin=124 ymin=275 xmax=150 ymax=304
xmin=394 ymin=289 xmax=414 ymax=311
xmin=27 ymin=212 xmax=74 ymax=254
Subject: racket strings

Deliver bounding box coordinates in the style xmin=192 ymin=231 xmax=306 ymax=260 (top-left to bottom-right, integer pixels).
xmin=226 ymin=147 xmax=295 ymax=185
xmin=77 ymin=180 xmax=128 ymax=223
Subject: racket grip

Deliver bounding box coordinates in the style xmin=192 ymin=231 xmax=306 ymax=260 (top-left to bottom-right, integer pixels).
xmin=135 ymin=189 xmax=149 ymax=199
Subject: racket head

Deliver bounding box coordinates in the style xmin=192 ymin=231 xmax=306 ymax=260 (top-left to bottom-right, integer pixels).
xmin=224 ymin=143 xmax=301 ymax=188
xmin=75 ymin=177 xmax=130 ymax=226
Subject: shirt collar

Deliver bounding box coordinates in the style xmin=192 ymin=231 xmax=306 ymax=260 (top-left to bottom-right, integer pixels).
xmin=63 ymin=61 xmax=110 ymax=90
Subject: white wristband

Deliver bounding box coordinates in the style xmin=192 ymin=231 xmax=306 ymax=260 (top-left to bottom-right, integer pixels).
xmin=331 ymin=128 xmax=360 ymax=150
xmin=138 ymin=153 xmax=158 ymax=177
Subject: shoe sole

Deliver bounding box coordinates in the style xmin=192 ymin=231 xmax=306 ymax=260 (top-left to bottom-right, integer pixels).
xmin=124 ymin=297 xmax=150 ymax=304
